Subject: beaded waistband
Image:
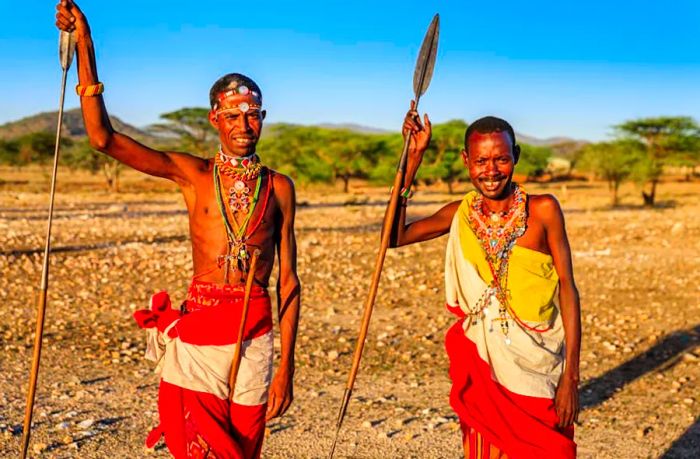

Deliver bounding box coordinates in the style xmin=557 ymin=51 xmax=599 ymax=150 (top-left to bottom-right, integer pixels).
xmin=185 ymin=279 xmax=269 ymax=309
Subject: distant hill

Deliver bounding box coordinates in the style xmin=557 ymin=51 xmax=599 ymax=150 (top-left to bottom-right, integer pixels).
xmin=315 ymin=123 xmax=392 ymax=135
xmin=515 ymin=132 xmax=582 ymax=147
xmin=0 ymin=108 xmax=163 ymax=145
xmin=0 ymin=110 xmax=584 ymax=149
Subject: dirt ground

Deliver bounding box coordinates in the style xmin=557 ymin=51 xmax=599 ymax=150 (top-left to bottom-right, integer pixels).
xmin=0 ymin=167 xmax=698 ymax=458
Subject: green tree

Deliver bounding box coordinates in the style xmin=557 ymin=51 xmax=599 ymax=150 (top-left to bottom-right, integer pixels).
xmin=149 ymin=107 xmax=217 ymax=157
xmin=259 ymin=124 xmax=334 ymax=183
xmin=62 ymin=138 xmax=122 ymax=192
xmin=2 ymin=132 xmax=73 ymax=166
xmin=320 ymin=130 xmax=384 ymax=192
xmin=579 ymin=140 xmax=645 ymax=206
xmin=616 ymin=116 xmax=700 ymax=206
xmin=368 ymin=133 xmax=404 ymax=185
xmin=515 ymin=144 xmax=552 ymax=179
xmin=419 ymin=120 xmax=468 ymax=193
xmin=0 ymin=139 xmax=21 ymax=166
xmin=259 ymin=125 xmax=390 ymax=189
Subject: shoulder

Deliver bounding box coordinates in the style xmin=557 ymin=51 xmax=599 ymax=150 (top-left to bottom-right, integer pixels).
xmin=528 ymin=193 xmax=564 ymax=225
xmin=529 ymin=193 xmax=561 ymax=212
xmin=167 ymin=151 xmax=211 ymax=173
xmin=161 ymin=151 xmax=210 ymax=187
xmin=269 ymin=169 xmax=295 ymax=193
xmin=268 ymin=169 xmax=296 ymax=212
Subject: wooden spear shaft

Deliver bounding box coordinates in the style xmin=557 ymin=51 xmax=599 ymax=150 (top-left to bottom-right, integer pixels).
xmin=327 ymin=108 xmax=415 ymax=459
xmin=228 ymin=249 xmax=263 ymax=400
xmin=328 ymin=15 xmax=439 ymax=458
xmin=20 ymin=30 xmax=76 ymax=459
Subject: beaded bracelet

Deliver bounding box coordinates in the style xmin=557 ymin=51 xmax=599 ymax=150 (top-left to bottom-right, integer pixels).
xmin=76 ymin=82 xmax=104 ymax=97
xmin=400 ymin=186 xmax=414 ymax=199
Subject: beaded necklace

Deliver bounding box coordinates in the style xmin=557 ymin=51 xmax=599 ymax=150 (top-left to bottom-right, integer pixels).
xmin=213 ymin=161 xmax=271 ymax=283
xmin=467 ymin=183 xmax=527 ymax=344
xmin=217 ymin=150 xmax=263 ymax=180
xmin=216 ymin=150 xmax=264 ymax=215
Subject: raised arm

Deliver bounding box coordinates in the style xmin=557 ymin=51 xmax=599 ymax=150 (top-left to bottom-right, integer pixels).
xmin=389 ymin=101 xmax=457 ymax=247
xmin=56 ymin=0 xmax=204 ymax=185
xmin=536 ymin=195 xmax=581 ymax=428
xmin=266 ymin=174 xmax=301 ymax=420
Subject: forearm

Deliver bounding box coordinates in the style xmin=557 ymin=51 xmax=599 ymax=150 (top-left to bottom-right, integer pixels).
xmin=389 ymin=148 xmax=422 ymax=248
xmin=559 ymin=282 xmax=581 ymax=380
xmin=389 ymin=196 xmax=409 ymax=248
xmin=276 ymin=276 xmax=301 ymax=373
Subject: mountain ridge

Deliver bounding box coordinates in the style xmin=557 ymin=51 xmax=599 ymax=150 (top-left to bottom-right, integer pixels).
xmin=0 ymin=109 xmax=584 ymax=147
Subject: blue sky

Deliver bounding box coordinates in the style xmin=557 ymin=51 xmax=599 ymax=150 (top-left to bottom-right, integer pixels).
xmin=2 ymin=0 xmax=699 ymax=141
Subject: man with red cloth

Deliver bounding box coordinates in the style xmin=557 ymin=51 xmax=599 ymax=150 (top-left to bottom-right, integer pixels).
xmin=389 ymin=102 xmax=581 ymax=458
xmin=56 ymin=2 xmax=301 ymax=458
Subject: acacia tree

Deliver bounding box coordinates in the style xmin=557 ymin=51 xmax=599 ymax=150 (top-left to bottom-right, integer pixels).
xmin=616 ymin=117 xmax=700 ymax=206
xmin=258 ymin=124 xmax=334 ymax=183
xmin=420 ymin=120 xmax=468 ymax=193
xmin=515 ymin=144 xmax=552 ymax=179
xmin=320 ymin=130 xmax=381 ymax=192
xmin=149 ymin=107 xmax=218 ymax=157
xmin=578 ymin=140 xmax=645 ymax=206
xmin=62 ymin=138 xmax=122 ymax=192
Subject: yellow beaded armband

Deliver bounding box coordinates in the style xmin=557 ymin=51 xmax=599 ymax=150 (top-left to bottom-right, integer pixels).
xmin=76 ymin=82 xmax=104 ymax=97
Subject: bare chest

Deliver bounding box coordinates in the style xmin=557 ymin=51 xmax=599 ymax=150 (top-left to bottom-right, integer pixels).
xmin=185 ymin=173 xmax=279 ymax=258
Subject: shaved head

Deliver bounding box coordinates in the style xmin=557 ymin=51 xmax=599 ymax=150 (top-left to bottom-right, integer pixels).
xmin=464 ymin=116 xmax=516 ymax=152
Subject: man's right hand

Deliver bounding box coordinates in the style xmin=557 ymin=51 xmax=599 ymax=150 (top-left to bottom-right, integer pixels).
xmin=402 ymin=99 xmax=432 ymax=173
xmin=55 ymin=0 xmax=89 ymax=38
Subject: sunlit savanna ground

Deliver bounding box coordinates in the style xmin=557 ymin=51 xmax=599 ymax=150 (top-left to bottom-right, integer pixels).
xmin=0 ymin=167 xmax=698 ymax=458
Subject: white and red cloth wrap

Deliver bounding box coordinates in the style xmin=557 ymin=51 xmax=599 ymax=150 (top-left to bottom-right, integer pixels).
xmin=444 ymin=210 xmax=576 ymax=458
xmin=134 ymin=280 xmax=273 ymax=459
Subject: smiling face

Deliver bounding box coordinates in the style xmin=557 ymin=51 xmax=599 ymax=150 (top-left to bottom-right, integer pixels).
xmin=209 ymin=92 xmax=266 ymax=157
xmin=462 ymin=130 xmax=520 ymax=200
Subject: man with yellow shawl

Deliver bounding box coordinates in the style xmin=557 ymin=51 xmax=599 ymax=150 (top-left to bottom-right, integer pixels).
xmin=389 ymin=102 xmax=580 ymax=458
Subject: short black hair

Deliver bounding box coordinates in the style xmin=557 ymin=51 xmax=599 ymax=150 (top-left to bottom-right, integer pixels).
xmin=209 ymin=73 xmax=263 ymax=108
xmin=464 ymin=116 xmax=516 ymax=151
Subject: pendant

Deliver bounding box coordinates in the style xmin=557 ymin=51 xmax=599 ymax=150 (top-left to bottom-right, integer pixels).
xmin=228 ymin=181 xmax=252 ymax=213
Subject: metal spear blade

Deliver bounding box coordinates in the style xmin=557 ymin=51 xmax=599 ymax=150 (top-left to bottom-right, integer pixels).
xmin=59 ymin=30 xmax=77 ymax=70
xmin=412 ymin=14 xmax=440 ymax=99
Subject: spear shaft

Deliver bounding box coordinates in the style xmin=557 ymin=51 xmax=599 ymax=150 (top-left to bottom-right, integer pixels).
xmin=229 ymin=249 xmax=263 ymax=400
xmin=328 ymin=14 xmax=439 ymax=459
xmin=20 ymin=30 xmax=76 ymax=459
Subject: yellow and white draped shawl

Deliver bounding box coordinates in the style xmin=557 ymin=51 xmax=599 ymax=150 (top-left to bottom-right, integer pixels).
xmin=444 ymin=191 xmax=566 ymax=399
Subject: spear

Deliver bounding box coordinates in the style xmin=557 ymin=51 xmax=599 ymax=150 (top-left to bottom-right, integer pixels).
xmin=228 ymin=249 xmax=262 ymax=400
xmin=20 ymin=29 xmax=77 ymax=459
xmin=327 ymin=14 xmax=439 ymax=458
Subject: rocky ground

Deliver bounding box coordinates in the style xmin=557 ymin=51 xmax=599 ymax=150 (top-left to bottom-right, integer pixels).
xmin=0 ymin=168 xmax=698 ymax=458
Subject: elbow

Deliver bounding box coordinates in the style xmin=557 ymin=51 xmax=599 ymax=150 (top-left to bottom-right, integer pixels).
xmin=88 ymin=133 xmax=112 ymax=152
xmin=278 ymin=274 xmax=301 ymax=298
xmin=388 ymin=233 xmax=401 ymax=249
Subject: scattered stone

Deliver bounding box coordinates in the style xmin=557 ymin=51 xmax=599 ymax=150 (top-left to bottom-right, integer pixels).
xmin=77 ymin=419 xmax=95 ymax=429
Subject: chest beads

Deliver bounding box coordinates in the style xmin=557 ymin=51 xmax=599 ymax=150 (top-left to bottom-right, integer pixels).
xmin=213 ymin=149 xmax=269 ymax=284
xmin=466 ymin=183 xmax=527 ymax=345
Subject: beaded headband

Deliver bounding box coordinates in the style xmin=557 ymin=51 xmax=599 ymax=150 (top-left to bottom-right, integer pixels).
xmin=216 ymin=102 xmax=262 ymax=115
xmin=213 ymin=84 xmax=262 ymax=110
